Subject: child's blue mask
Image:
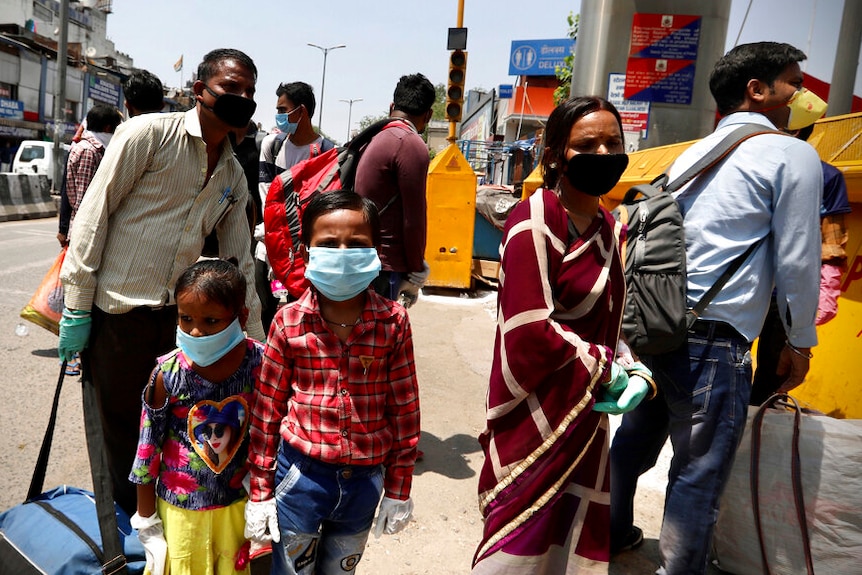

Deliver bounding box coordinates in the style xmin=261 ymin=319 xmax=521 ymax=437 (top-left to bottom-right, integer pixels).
xmin=305 ymin=247 xmax=381 ymax=301
xmin=176 ymin=317 xmax=245 ymax=367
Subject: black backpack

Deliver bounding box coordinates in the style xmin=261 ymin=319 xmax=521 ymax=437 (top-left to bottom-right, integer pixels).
xmin=613 ymin=124 xmax=781 ymax=355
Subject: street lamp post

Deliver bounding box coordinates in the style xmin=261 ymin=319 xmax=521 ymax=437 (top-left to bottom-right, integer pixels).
xmin=307 ymin=43 xmax=346 ymax=135
xmin=339 ymin=98 xmax=363 ymax=141
xmin=52 ymin=0 xmax=69 ymax=190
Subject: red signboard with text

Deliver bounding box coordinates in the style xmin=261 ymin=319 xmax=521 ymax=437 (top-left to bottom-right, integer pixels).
xmin=624 ymin=13 xmax=701 ymax=105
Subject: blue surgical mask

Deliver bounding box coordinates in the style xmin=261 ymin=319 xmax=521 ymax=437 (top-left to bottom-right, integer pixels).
xmin=305 ymin=247 xmax=381 ymax=301
xmin=275 ymin=105 xmax=300 ymax=135
xmin=176 ymin=317 xmax=245 ymax=367
xmin=275 ymin=113 xmax=297 ymax=135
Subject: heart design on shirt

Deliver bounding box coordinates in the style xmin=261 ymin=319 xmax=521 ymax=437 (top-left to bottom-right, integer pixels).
xmin=187 ymin=396 xmax=249 ymax=474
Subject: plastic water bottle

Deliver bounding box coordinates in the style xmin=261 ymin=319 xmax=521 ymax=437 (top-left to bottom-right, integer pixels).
xmin=15 ymin=322 xmax=29 ymax=337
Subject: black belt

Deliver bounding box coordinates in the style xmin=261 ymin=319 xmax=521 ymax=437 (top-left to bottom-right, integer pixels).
xmin=688 ymin=320 xmax=743 ymax=340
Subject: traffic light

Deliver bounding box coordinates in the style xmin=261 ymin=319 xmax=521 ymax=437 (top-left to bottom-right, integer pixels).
xmin=446 ymin=50 xmax=467 ymax=122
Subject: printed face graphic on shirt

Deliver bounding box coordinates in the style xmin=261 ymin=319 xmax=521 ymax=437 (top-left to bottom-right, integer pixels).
xmin=188 ymin=396 xmax=248 ymax=473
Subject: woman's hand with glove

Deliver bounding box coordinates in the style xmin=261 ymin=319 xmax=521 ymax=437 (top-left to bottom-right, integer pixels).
xmin=593 ymin=361 xmax=655 ymax=415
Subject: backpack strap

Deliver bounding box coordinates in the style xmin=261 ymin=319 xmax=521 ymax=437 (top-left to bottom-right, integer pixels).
xmin=309 ymin=136 xmax=335 ymax=157
xmin=271 ymin=132 xmax=288 ymax=162
xmin=667 ymin=124 xmax=784 ymax=200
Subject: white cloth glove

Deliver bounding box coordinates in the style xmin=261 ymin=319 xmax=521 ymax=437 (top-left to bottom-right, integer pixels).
xmin=130 ymin=512 xmax=167 ymax=575
xmin=244 ymin=499 xmax=281 ymax=544
xmin=397 ymin=280 xmax=420 ymax=309
xmin=407 ymin=260 xmax=431 ymax=288
xmin=373 ymin=496 xmax=414 ymax=538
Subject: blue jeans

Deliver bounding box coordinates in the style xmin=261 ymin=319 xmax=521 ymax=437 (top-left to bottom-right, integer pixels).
xmin=271 ymin=443 xmax=384 ymax=575
xmin=610 ymin=323 xmax=752 ymax=575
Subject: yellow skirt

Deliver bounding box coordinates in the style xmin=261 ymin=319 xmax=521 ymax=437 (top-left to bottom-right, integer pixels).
xmin=154 ymin=497 xmax=249 ymax=575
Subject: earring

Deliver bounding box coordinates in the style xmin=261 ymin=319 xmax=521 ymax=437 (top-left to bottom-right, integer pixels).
xmin=549 ymin=162 xmax=558 ymax=169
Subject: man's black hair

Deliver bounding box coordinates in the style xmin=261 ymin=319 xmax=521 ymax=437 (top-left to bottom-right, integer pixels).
xmin=276 ymin=81 xmax=316 ymax=118
xmin=123 ymin=70 xmax=164 ymax=113
xmin=301 ymin=190 xmax=381 ymax=247
xmin=392 ymin=73 xmax=436 ymax=116
xmin=709 ymin=42 xmax=807 ymax=116
xmin=85 ymin=103 xmax=123 ymax=133
xmin=198 ymin=48 xmax=258 ymax=84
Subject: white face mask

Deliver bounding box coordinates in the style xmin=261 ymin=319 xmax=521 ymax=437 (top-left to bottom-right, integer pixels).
xmin=90 ymin=131 xmax=114 ymax=148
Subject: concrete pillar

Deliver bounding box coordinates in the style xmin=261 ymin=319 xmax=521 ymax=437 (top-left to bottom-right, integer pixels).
xmin=827 ymin=0 xmax=862 ymax=117
xmin=571 ymin=0 xmax=731 ymax=148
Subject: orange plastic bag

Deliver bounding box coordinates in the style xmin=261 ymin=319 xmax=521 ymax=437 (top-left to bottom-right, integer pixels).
xmin=20 ymin=248 xmax=66 ymax=335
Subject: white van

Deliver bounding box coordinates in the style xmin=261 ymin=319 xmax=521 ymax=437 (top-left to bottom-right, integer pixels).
xmin=12 ymin=140 xmax=70 ymax=185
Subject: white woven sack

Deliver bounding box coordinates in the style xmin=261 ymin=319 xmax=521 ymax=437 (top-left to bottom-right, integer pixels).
xmin=712 ymin=404 xmax=862 ymax=574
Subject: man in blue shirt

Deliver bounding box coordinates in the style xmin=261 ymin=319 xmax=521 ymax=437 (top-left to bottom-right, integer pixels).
xmin=609 ymin=42 xmax=823 ymax=575
xmin=751 ymin=122 xmax=851 ymax=406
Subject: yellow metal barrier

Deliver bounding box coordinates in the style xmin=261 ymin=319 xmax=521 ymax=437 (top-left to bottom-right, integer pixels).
xmin=424 ymin=143 xmax=477 ymax=289
xmin=518 ymin=113 xmax=862 ymax=417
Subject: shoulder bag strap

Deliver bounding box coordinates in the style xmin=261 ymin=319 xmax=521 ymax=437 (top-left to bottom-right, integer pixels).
xmin=26 ymin=363 xmax=67 ymax=500
xmin=27 ymin=359 xmax=130 ymax=574
xmin=688 ymin=237 xmax=764 ymax=322
xmin=81 ymin=354 xmax=130 ymax=574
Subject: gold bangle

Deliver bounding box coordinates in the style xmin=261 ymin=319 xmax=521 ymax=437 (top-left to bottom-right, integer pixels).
xmin=627 ymin=369 xmax=658 ymax=400
xmin=785 ymin=341 xmax=814 ymax=360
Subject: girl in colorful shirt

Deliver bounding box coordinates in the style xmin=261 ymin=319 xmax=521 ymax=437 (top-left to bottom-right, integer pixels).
xmin=129 ymin=258 xmax=264 ymax=575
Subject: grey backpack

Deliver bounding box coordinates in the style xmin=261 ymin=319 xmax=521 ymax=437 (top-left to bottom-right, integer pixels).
xmin=613 ymin=124 xmax=779 ymax=355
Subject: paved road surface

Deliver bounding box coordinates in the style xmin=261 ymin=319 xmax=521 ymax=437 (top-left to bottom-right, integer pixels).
xmin=0 ymin=217 xmax=726 ymax=574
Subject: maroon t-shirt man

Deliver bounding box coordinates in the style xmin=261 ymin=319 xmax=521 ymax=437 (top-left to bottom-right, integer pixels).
xmin=354 ymin=119 xmax=428 ymax=275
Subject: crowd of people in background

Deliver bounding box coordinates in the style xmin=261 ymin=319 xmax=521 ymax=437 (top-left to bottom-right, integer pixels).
xmin=44 ymin=37 xmax=845 ymax=575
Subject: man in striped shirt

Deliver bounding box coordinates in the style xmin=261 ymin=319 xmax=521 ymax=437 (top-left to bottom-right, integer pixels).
xmin=58 ymin=48 xmax=263 ymax=515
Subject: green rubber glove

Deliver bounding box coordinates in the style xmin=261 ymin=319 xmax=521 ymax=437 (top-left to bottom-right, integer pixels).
xmin=594 ymin=375 xmax=649 ymax=414
xmin=604 ymin=362 xmax=629 ymax=399
xmin=58 ymin=308 xmax=91 ymax=362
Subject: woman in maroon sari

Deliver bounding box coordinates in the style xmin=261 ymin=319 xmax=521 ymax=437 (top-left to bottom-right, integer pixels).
xmin=472 ymin=96 xmax=654 ymax=574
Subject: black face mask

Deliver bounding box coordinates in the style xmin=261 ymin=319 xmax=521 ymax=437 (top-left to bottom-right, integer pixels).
xmin=202 ymin=85 xmax=257 ymax=128
xmin=563 ymin=153 xmax=629 ymax=197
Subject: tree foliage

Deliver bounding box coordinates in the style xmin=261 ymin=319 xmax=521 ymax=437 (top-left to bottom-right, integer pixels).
xmin=554 ymin=12 xmax=579 ymax=105
xmin=431 ymin=83 xmax=446 ymax=121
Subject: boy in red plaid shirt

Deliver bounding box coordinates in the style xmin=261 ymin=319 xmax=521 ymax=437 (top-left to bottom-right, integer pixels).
xmin=246 ymin=190 xmax=420 ymax=574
